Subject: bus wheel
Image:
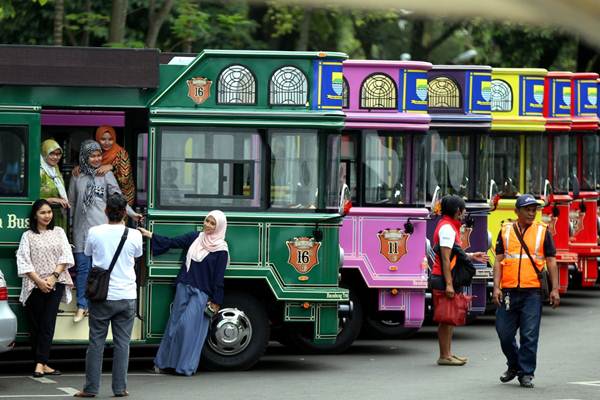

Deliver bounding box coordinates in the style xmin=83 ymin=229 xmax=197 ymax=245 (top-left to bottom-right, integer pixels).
xmin=201 ymin=292 xmax=269 ymax=371
xmin=363 ymin=315 xmax=419 ymax=339
xmin=284 ymin=288 xmax=363 ymax=354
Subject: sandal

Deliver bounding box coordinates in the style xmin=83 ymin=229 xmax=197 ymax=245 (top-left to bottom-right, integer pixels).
xmin=73 ymin=392 xmax=96 ymax=398
xmin=437 ymin=356 xmax=466 ymax=366
xmin=451 ymin=354 xmax=468 ymax=363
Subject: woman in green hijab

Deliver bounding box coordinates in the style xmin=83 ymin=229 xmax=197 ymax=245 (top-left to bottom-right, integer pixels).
xmin=40 ymin=139 xmax=70 ymax=230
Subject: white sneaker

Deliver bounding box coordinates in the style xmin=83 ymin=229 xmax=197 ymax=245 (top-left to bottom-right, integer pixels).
xmin=73 ymin=308 xmax=86 ymax=323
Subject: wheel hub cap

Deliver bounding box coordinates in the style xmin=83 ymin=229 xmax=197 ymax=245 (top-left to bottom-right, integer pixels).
xmin=207 ymin=308 xmax=252 ymax=356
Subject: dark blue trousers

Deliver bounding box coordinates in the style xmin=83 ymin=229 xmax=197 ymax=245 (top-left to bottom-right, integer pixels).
xmin=495 ymin=290 xmax=542 ymax=377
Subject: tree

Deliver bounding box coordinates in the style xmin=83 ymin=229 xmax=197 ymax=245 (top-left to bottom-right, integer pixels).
xmin=53 ymin=0 xmax=64 ymax=45
xmin=108 ymin=0 xmax=128 ymax=46
xmin=145 ymin=0 xmax=176 ymax=48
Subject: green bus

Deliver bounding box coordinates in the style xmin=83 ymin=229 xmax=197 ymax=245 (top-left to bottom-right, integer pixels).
xmin=0 ymin=46 xmax=349 ymax=370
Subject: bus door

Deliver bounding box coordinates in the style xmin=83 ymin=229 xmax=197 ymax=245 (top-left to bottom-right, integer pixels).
xmin=0 ymin=108 xmax=41 ymax=341
xmin=39 ymin=109 xmax=147 ymax=341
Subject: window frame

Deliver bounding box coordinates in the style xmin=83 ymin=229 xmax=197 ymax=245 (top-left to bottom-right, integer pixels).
xmin=359 ymin=73 xmax=398 ymax=110
xmin=427 ymin=76 xmax=462 ymax=111
xmin=490 ymin=79 xmax=513 ymax=112
xmin=268 ymin=65 xmax=310 ymax=107
xmin=0 ymin=124 xmax=29 ymax=199
xmin=155 ymin=126 xmax=266 ymax=211
xmin=216 ymin=64 xmax=258 ymax=106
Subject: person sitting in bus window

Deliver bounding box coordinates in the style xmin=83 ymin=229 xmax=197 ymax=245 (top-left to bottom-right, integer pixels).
xmin=69 ymin=140 xmax=142 ymax=323
xmin=72 ymin=126 xmax=136 ymax=206
xmin=40 ymin=139 xmax=70 ymax=230
xmin=138 ymin=210 xmax=229 ymax=376
xmin=16 ymin=199 xmax=74 ymax=378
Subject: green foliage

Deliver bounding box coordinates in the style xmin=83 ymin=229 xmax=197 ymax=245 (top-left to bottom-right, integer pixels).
xmin=65 ymin=11 xmax=109 ymax=41
xmin=0 ymin=1 xmax=595 ymax=70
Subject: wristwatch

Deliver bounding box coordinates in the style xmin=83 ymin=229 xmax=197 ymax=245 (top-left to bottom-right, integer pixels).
xmin=52 ymin=272 xmax=60 ymax=279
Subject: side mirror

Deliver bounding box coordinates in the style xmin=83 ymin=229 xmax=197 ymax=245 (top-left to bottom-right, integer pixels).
xmin=571 ymin=175 xmax=580 ymax=199
xmin=339 ymin=183 xmax=352 ymax=216
xmin=488 ymin=179 xmax=499 ymax=211
xmin=542 ymin=179 xmax=553 ymax=207
xmin=429 ymin=185 xmax=441 ymax=216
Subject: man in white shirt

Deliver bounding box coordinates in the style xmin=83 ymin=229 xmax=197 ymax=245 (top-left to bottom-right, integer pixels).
xmin=75 ymin=194 xmax=143 ymax=398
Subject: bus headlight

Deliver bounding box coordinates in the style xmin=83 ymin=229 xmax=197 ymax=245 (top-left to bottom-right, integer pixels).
xmin=339 ymin=245 xmax=345 ymax=269
xmin=487 ymin=230 xmax=493 ymax=251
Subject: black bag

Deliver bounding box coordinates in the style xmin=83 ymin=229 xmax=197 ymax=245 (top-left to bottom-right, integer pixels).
xmin=433 ymin=243 xmax=476 ymax=287
xmin=513 ymin=225 xmax=551 ymax=301
xmin=85 ymin=227 xmax=129 ymax=302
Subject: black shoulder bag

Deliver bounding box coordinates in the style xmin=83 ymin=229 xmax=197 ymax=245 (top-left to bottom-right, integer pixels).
xmin=433 ymin=243 xmax=476 ymax=287
xmin=512 ymin=225 xmax=551 ymax=301
xmin=86 ymin=227 xmax=129 ymax=302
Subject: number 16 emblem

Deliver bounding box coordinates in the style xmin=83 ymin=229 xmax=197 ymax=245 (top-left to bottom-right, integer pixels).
xmin=286 ymin=237 xmax=321 ymax=274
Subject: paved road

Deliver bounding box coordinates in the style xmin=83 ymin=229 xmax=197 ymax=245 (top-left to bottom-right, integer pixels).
xmin=1 ymin=288 xmax=600 ymax=399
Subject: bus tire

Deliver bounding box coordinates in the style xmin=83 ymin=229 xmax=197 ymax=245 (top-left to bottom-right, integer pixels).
xmin=363 ymin=315 xmax=420 ymax=339
xmin=284 ymin=288 xmax=363 ymax=354
xmin=201 ymin=292 xmax=269 ymax=371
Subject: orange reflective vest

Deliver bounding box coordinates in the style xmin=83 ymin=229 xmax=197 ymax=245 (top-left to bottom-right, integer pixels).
xmin=500 ymin=221 xmax=547 ymax=289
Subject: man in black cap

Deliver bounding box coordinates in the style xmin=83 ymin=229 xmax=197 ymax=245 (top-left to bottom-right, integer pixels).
xmin=492 ymin=194 xmax=560 ymax=388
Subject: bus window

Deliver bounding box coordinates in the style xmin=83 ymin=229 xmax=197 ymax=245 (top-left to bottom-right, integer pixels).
xmin=414 ymin=131 xmax=472 ymax=203
xmin=340 ymin=133 xmax=358 ymax=203
xmin=270 ymin=129 xmax=318 ymax=209
xmin=524 ymin=133 xmax=547 ymax=196
xmin=325 ymin=132 xmax=342 ymax=210
xmin=0 ymin=126 xmax=27 ymax=196
xmin=579 ymin=133 xmax=598 ymax=191
xmin=158 ymin=127 xmax=262 ymax=209
xmin=136 ymin=133 xmax=148 ymax=206
xmin=363 ymin=131 xmax=406 ymax=205
xmin=480 ymin=134 xmax=520 ymax=197
xmin=551 ymin=134 xmax=569 ymax=193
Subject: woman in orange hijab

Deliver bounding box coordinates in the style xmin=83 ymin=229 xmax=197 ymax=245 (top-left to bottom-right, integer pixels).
xmin=95 ymin=126 xmax=136 ymax=205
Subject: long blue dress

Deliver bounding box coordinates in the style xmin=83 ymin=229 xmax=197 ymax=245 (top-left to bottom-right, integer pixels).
xmin=152 ymin=232 xmax=228 ymax=376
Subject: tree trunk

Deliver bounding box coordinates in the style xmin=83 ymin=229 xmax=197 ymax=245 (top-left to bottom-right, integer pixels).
xmin=82 ymin=0 xmax=92 ymax=47
xmin=109 ymin=0 xmax=129 ymax=45
xmin=145 ymin=0 xmax=176 ymax=48
xmin=409 ymin=20 xmax=425 ymax=60
xmin=53 ymin=0 xmax=64 ymax=46
xmin=295 ymin=9 xmax=312 ymax=51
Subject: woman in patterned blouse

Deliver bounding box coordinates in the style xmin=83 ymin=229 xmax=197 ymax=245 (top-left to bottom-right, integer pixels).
xmin=95 ymin=126 xmax=136 ymax=206
xmin=16 ymin=199 xmax=74 ymax=378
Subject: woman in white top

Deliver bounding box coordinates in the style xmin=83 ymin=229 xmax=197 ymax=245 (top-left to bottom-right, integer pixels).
xmin=16 ymin=199 xmax=74 ymax=377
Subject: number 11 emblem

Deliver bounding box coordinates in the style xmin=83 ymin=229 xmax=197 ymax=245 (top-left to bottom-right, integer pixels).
xmin=378 ymin=229 xmax=410 ymax=263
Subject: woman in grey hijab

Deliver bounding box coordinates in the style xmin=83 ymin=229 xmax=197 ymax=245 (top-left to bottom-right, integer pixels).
xmin=68 ymin=140 xmax=142 ymax=322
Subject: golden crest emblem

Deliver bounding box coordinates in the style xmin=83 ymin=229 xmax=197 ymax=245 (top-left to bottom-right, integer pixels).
xmin=460 ymin=226 xmax=472 ymax=250
xmin=286 ymin=237 xmax=321 ymax=274
xmin=186 ymin=76 xmax=212 ymax=104
xmin=570 ymin=210 xmax=586 ymax=237
xmin=378 ymin=229 xmax=410 ymax=263
xmin=541 ymin=214 xmax=558 ymax=236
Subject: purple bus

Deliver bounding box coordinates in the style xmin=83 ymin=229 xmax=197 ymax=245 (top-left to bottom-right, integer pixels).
xmin=286 ymin=60 xmax=433 ymax=352
xmin=420 ymin=65 xmax=494 ymax=318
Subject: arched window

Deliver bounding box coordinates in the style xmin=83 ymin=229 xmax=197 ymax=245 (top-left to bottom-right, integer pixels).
xmin=360 ymin=74 xmax=397 ymax=109
xmin=217 ymin=65 xmax=256 ymax=104
xmin=490 ymin=79 xmax=512 ymax=112
xmin=342 ymin=78 xmax=350 ymax=109
xmin=269 ymin=66 xmax=308 ymax=105
xmin=428 ymin=77 xmax=461 ymax=109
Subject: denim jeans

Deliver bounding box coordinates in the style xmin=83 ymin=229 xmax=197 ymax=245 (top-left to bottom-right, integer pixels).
xmin=84 ymin=299 xmax=136 ymax=396
xmin=495 ymin=290 xmax=542 ymax=377
xmin=74 ymin=252 xmax=92 ymax=310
